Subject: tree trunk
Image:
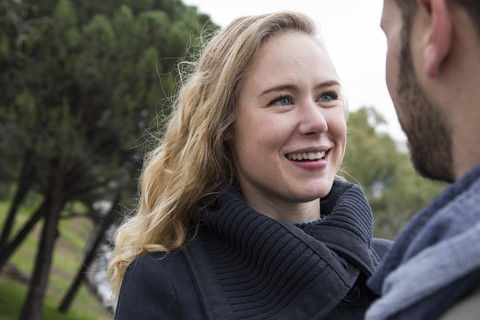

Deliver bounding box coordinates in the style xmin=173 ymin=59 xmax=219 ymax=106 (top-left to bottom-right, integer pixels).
xmin=59 ymin=196 xmax=121 ymax=313
xmin=0 ymin=201 xmax=46 ymax=272
xmin=19 ymin=156 xmax=68 ymax=320
xmin=0 ymin=149 xmax=36 ymax=248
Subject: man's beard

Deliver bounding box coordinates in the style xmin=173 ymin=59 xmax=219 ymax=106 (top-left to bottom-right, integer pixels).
xmin=395 ymin=38 xmax=454 ymax=182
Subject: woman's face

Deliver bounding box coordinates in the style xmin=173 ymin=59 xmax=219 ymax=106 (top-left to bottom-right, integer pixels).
xmin=229 ymin=31 xmax=346 ymax=221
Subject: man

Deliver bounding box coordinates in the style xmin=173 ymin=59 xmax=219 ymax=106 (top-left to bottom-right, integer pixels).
xmin=366 ymin=0 xmax=480 ymax=319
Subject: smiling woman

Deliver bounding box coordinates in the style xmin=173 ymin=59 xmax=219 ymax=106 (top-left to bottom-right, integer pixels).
xmin=228 ymin=31 xmax=346 ymax=222
xmin=108 ymin=11 xmax=391 ymax=320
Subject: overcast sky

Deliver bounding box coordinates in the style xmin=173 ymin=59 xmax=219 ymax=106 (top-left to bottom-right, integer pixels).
xmin=181 ymin=0 xmax=406 ymax=142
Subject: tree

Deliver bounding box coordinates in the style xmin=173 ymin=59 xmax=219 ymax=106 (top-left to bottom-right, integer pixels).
xmin=58 ymin=194 xmax=122 ymax=313
xmin=0 ymin=0 xmax=216 ymax=318
xmin=342 ymin=107 xmax=399 ymax=198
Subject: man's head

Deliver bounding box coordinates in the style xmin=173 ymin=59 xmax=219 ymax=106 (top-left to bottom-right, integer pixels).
xmin=381 ymin=0 xmax=480 ymax=182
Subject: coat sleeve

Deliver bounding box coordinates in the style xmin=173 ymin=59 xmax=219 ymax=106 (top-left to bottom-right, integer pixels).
xmin=114 ymin=253 xmax=181 ymax=320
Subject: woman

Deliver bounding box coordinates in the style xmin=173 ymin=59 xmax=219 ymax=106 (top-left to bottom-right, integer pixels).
xmin=108 ymin=11 xmax=390 ymax=319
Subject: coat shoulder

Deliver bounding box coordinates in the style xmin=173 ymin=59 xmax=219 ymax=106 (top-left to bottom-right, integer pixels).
xmin=115 ymin=249 xmax=205 ymax=319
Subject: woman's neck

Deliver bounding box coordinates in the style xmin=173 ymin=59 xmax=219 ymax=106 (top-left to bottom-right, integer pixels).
xmin=241 ymin=190 xmax=321 ymax=224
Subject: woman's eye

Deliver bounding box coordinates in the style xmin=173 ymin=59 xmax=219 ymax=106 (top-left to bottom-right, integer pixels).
xmin=318 ymin=91 xmax=339 ymax=102
xmin=268 ymin=95 xmax=293 ymax=106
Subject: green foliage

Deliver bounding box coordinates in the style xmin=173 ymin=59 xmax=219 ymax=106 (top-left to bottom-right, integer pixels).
xmin=0 ymin=0 xmax=217 ymax=201
xmin=342 ymin=108 xmax=398 ymax=198
xmin=0 ymin=35 xmax=10 ymax=57
xmin=0 ymin=199 xmax=112 ymax=319
xmin=54 ymin=0 xmax=78 ymax=29
xmin=343 ymin=107 xmax=447 ymax=239
xmin=371 ymin=152 xmax=447 ymax=238
xmin=0 ymin=0 xmax=217 ymax=315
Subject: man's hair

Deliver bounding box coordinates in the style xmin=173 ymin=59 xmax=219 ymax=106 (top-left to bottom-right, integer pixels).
xmin=394 ymin=0 xmax=480 ymax=36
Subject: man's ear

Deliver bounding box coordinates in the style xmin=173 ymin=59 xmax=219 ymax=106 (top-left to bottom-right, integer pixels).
xmin=419 ymin=0 xmax=452 ymax=77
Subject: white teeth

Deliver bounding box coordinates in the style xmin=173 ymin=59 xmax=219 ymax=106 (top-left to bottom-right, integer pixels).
xmin=287 ymin=151 xmax=326 ymax=161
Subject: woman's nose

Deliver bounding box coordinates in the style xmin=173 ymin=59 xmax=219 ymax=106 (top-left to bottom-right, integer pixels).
xmin=297 ymin=101 xmax=328 ymax=135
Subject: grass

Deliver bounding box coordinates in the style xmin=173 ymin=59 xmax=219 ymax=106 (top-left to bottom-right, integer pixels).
xmin=0 ymin=198 xmax=113 ymax=319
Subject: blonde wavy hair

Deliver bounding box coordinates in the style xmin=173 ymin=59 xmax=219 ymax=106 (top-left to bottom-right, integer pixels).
xmin=108 ymin=11 xmax=319 ymax=298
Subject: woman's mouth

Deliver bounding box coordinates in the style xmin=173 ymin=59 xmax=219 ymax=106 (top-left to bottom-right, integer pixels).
xmin=286 ymin=151 xmax=326 ymax=161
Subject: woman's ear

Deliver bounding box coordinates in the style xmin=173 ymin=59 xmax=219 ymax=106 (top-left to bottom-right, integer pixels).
xmin=224 ymin=128 xmax=233 ymax=142
xmin=419 ymin=0 xmax=452 ymax=77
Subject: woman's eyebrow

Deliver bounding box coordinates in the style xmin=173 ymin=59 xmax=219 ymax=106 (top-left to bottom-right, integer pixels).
xmin=315 ymin=80 xmax=341 ymax=89
xmin=260 ymin=85 xmax=296 ymax=97
xmin=260 ymin=80 xmax=340 ymax=97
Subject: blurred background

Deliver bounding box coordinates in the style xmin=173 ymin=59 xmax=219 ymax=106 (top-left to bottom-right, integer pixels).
xmin=0 ymin=0 xmax=447 ymax=319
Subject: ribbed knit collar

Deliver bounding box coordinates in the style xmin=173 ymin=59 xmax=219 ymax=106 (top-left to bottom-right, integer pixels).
xmin=199 ymin=180 xmax=378 ymax=319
